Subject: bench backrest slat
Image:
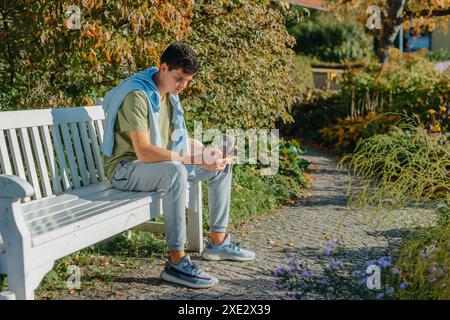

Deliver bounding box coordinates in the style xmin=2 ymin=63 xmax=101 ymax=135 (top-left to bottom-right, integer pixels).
xmin=79 ymin=122 xmax=98 ymax=184
xmin=41 ymin=125 xmax=63 ymax=194
xmin=0 ymin=130 xmax=13 ymax=174
xmin=60 ymin=123 xmax=81 ymax=189
xmin=30 ymin=126 xmax=53 ymax=197
xmin=0 ymin=106 xmax=107 ymax=202
xmin=87 ymin=120 xmax=106 ymax=182
xmin=19 ymin=127 xmax=42 ymax=200
xmin=6 ymin=128 xmax=31 ymax=202
xmin=70 ymin=123 xmax=89 ymax=186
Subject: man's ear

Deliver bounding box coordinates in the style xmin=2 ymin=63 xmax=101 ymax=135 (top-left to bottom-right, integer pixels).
xmin=160 ymin=62 xmax=168 ymax=72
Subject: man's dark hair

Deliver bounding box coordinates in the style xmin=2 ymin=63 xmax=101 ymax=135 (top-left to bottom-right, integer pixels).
xmin=160 ymin=42 xmax=199 ymax=74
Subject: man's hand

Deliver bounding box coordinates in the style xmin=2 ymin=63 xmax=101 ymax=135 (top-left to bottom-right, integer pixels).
xmin=208 ymin=147 xmax=223 ymax=158
xmin=201 ymin=153 xmax=235 ymax=172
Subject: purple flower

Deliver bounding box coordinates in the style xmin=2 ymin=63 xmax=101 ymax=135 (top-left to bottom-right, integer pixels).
xmin=385 ymin=287 xmax=395 ymax=296
xmin=367 ymin=259 xmax=377 ymax=266
xmin=287 ymin=257 xmax=299 ymax=267
xmin=420 ymin=244 xmax=436 ymax=257
xmin=377 ymin=256 xmax=392 ymax=268
xmin=358 ymin=277 xmax=367 ymax=286
xmin=273 ymin=267 xmax=285 ymax=277
xmin=400 ymin=282 xmax=409 ymax=290
xmin=391 ymin=269 xmax=401 ymax=275
xmin=322 ymin=237 xmax=339 ymax=255
xmin=287 ymin=292 xmax=297 ymax=300
xmin=376 ymin=292 xmax=385 ymax=300
xmin=434 ymin=61 xmax=450 ymax=71
xmin=329 ymin=237 xmax=340 ymax=245
xmin=327 ymin=259 xmax=343 ymax=271
xmin=301 ymin=270 xmax=313 ymax=279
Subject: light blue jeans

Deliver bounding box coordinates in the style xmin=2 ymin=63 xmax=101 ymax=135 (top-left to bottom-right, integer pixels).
xmin=111 ymin=160 xmax=232 ymax=251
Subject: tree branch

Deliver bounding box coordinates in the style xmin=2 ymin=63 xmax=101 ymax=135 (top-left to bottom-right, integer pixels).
xmin=403 ymin=8 xmax=450 ymax=20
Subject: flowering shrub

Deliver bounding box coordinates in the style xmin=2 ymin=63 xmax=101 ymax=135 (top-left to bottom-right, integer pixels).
xmin=426 ymin=104 xmax=450 ymax=137
xmin=384 ymin=220 xmax=450 ymax=300
xmin=339 ymin=51 xmax=450 ymax=119
xmin=319 ymin=112 xmax=400 ymax=155
xmin=283 ymin=51 xmax=450 ymax=154
xmin=273 ymin=237 xmax=401 ymax=299
xmin=273 ymin=235 xmax=450 ymax=300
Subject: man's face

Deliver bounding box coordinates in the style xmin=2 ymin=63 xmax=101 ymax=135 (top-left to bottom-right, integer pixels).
xmin=160 ymin=63 xmax=194 ymax=95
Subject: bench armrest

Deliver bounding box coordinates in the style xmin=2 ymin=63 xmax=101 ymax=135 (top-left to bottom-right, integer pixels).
xmin=0 ymin=174 xmax=35 ymax=199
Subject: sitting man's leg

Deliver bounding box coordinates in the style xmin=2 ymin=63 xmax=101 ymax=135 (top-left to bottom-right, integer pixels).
xmin=111 ymin=160 xmax=218 ymax=288
xmin=188 ymin=164 xmax=255 ymax=261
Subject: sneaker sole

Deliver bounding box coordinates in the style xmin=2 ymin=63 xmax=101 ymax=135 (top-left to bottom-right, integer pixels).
xmin=201 ymin=251 xmax=255 ymax=262
xmin=160 ymin=271 xmax=218 ymax=289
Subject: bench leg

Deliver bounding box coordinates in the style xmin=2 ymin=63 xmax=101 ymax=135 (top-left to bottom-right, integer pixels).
xmin=6 ymin=256 xmax=34 ymax=300
xmin=187 ymin=181 xmax=203 ymax=253
xmin=1 ymin=200 xmax=35 ymax=299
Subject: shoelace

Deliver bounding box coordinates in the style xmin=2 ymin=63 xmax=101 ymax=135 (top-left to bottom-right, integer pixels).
xmin=186 ymin=260 xmax=200 ymax=275
xmin=229 ymin=240 xmax=241 ymax=252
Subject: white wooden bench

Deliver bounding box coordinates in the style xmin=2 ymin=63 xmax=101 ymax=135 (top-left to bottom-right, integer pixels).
xmin=0 ymin=105 xmax=203 ymax=300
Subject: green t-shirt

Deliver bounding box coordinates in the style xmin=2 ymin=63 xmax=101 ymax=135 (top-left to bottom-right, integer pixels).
xmin=103 ymin=90 xmax=173 ymax=180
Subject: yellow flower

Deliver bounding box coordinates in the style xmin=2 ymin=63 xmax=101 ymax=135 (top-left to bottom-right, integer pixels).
xmin=432 ymin=124 xmax=441 ymax=132
xmin=427 ymin=109 xmax=436 ymax=114
xmin=329 ymin=72 xmax=337 ymax=80
xmin=439 ymin=105 xmax=447 ymax=112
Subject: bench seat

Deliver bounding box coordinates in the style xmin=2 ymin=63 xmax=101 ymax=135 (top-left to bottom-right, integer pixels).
xmin=21 ymin=182 xmax=164 ymax=246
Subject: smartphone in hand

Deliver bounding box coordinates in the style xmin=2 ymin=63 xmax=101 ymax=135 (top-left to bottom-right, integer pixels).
xmin=221 ymin=134 xmax=236 ymax=172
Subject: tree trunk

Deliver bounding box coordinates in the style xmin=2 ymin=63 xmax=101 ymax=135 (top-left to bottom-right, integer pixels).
xmin=377 ymin=0 xmax=407 ymax=64
xmin=374 ymin=0 xmax=407 ymax=83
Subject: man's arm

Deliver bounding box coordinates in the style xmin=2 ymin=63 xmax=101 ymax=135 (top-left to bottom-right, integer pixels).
xmin=130 ymin=131 xmax=190 ymax=164
xmin=130 ymin=131 xmax=233 ymax=170
xmin=189 ymin=137 xmax=206 ymax=155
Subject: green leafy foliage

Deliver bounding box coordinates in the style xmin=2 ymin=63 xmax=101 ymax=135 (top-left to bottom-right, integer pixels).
xmin=184 ymin=0 xmax=300 ymax=131
xmin=287 ymin=11 xmax=372 ymax=63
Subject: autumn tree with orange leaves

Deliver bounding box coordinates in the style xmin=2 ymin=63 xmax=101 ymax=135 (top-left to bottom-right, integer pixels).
xmin=0 ymin=0 xmax=192 ymax=108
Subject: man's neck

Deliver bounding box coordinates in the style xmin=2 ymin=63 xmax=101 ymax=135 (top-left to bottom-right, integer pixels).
xmin=152 ymin=71 xmax=167 ymax=100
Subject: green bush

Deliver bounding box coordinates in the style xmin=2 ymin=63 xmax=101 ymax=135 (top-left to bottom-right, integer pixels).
xmin=339 ymin=52 xmax=450 ymax=119
xmin=185 ymin=0 xmax=301 ymax=131
xmin=280 ymin=89 xmax=348 ymax=142
xmin=282 ymin=51 xmax=450 ymax=154
xmin=425 ymin=49 xmax=450 ymax=62
xmin=287 ymin=12 xmax=372 ymax=63
xmin=1 ymin=0 xmax=300 ymax=132
xmin=290 ymin=55 xmax=315 ymax=98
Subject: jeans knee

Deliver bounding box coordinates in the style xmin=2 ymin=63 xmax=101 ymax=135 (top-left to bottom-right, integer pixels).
xmin=168 ymin=161 xmax=188 ymax=184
